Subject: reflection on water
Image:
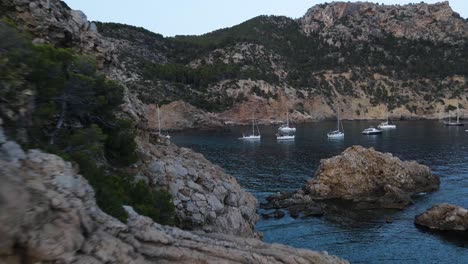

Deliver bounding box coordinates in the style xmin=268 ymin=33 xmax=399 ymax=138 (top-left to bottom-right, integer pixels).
xmin=172 ymin=120 xmax=468 ymax=263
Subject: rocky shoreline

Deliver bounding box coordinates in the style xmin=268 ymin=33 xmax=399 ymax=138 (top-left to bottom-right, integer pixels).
xmin=0 ymin=129 xmax=347 ymax=264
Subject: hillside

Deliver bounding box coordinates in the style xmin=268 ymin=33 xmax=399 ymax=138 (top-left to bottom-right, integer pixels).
xmin=96 ymin=1 xmax=468 ymax=126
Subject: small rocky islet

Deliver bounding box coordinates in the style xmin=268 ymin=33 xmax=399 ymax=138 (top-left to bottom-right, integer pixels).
xmin=262 ymin=146 xmax=440 ymax=216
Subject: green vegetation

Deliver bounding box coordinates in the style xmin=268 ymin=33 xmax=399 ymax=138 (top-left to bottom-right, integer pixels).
xmin=0 ymin=22 xmax=174 ymax=225
xmin=96 ymin=14 xmax=468 ymax=111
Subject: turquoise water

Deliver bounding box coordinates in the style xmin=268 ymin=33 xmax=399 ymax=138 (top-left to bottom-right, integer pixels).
xmin=172 ymin=120 xmax=468 ymax=263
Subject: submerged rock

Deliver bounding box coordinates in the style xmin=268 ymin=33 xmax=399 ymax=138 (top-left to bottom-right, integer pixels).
xmin=415 ymin=204 xmax=468 ymax=233
xmin=262 ymin=146 xmax=439 ymax=217
xmin=0 ymin=139 xmax=348 ymax=264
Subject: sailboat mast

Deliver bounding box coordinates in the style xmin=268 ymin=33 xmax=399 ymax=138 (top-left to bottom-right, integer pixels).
xmin=157 ymin=104 xmax=161 ymax=134
xmin=337 ymin=112 xmax=340 ymax=131
xmin=286 ymin=112 xmax=289 ymax=127
xmin=252 ymin=113 xmax=255 ymax=136
xmin=457 ymin=102 xmax=460 ymax=123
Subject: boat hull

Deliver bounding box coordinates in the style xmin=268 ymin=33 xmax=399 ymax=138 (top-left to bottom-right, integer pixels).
xmin=378 ymin=125 xmax=396 ymax=129
xmin=362 ymin=131 xmax=382 ymax=135
xmin=239 ymin=136 xmax=261 ymax=140
xmin=327 ymin=132 xmax=344 ymax=139
xmin=277 ymin=135 xmax=295 ymax=140
xmin=444 ymin=122 xmax=464 ymax=126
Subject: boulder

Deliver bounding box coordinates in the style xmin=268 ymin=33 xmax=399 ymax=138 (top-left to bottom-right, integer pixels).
xmin=262 ymin=146 xmax=439 ymax=217
xmin=415 ymin=204 xmax=468 ymax=233
xmin=306 ymin=146 xmax=439 ymax=208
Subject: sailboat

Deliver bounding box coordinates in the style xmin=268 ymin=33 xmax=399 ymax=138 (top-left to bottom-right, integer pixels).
xmin=378 ymin=110 xmax=396 ymax=129
xmin=239 ymin=114 xmax=261 ymax=140
xmin=327 ymin=112 xmax=344 ymax=139
xmin=444 ymin=102 xmax=464 ymax=126
xmin=157 ymin=104 xmax=171 ymax=139
xmin=278 ymin=112 xmax=296 ymax=133
xmin=276 ymin=132 xmax=295 ymax=140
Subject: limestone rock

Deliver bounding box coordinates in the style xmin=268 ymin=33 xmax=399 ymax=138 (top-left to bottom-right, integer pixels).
xmin=0 ymin=0 xmax=115 ymax=68
xmin=136 ymin=132 xmax=258 ymax=237
xmin=263 ymin=146 xmax=439 ymax=217
xmin=299 ymin=1 xmax=468 ymax=44
xmin=0 ymin=139 xmax=348 ymax=264
xmin=306 ymin=146 xmax=439 ymax=208
xmin=415 ymin=203 xmax=468 ymax=233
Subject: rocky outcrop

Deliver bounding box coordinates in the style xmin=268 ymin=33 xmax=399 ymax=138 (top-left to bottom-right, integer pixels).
xmin=0 ymin=135 xmax=348 ymax=264
xmin=0 ymin=0 xmax=114 ymax=67
xmin=300 ymin=1 xmax=468 ymax=44
xmin=135 ymin=132 xmax=258 ymax=237
xmin=156 ymin=101 xmax=223 ymax=131
xmin=263 ymin=146 xmax=439 ymax=216
xmin=119 ymin=90 xmax=256 ymax=237
xmin=306 ymin=146 xmax=439 ymax=208
xmin=415 ymin=204 xmax=468 ymax=233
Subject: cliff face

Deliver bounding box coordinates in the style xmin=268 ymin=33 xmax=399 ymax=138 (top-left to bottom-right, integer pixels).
xmin=300 ymin=1 xmax=468 ymax=44
xmin=0 ymin=0 xmax=114 ymax=68
xmin=93 ymin=1 xmax=468 ymax=128
xmin=0 ymin=132 xmax=347 ymax=264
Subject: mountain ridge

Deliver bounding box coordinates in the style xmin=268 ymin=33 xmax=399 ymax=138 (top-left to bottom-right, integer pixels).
xmin=93 ymin=1 xmax=468 ymax=128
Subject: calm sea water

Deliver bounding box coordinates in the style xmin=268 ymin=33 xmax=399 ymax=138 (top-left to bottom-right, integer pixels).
xmin=172 ymin=120 xmax=468 ymax=263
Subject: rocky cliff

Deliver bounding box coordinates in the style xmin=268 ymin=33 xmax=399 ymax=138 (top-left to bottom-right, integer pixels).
xmin=0 ymin=132 xmax=347 ymax=264
xmin=94 ymin=1 xmax=468 ymax=129
xmin=0 ymin=0 xmax=114 ymax=68
xmin=0 ymin=0 xmax=257 ymax=238
xmin=300 ymin=1 xmax=468 ymax=44
xmin=134 ymin=131 xmax=258 ymax=237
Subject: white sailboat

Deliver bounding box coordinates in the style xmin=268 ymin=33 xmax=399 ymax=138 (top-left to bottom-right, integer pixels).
xmin=327 ymin=112 xmax=344 ymax=139
xmin=276 ymin=133 xmax=295 ymax=140
xmin=444 ymin=102 xmax=464 ymax=126
xmin=378 ymin=110 xmax=396 ymax=129
xmin=362 ymin=127 xmax=382 ymax=135
xmin=157 ymin=104 xmax=170 ymax=139
xmin=278 ymin=112 xmax=296 ymax=133
xmin=239 ymin=114 xmax=261 ymax=140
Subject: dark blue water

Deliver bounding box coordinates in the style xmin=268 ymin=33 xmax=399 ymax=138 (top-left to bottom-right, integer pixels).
xmin=172 ymin=120 xmax=468 ymax=263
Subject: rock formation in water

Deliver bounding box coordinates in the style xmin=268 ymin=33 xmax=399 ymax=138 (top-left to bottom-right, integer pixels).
xmin=307 ymin=146 xmax=439 ymax=208
xmin=0 ymin=130 xmax=347 ymax=264
xmin=415 ymin=203 xmax=468 ymax=233
xmin=263 ymin=146 xmax=440 ymax=216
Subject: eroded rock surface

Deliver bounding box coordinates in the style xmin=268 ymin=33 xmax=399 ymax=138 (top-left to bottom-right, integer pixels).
xmin=0 ymin=138 xmax=348 ymax=264
xmin=263 ymin=146 xmax=439 ymax=216
xmin=415 ymin=204 xmax=468 ymax=233
xmin=0 ymin=0 xmax=115 ymax=67
xmin=135 ymin=132 xmax=258 ymax=238
xmin=307 ymin=146 xmax=439 ymax=208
